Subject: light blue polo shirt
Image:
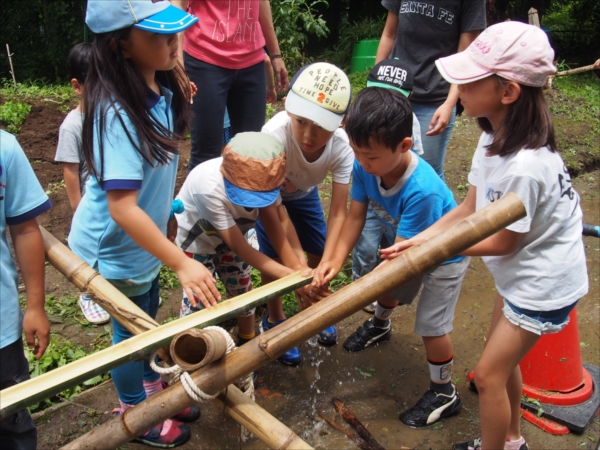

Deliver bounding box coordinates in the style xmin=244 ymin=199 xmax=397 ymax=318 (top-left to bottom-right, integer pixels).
xmin=0 ymin=131 xmax=52 ymax=348
xmin=68 ymin=86 xmax=178 ymax=286
xmin=351 ymin=152 xmax=463 ymax=265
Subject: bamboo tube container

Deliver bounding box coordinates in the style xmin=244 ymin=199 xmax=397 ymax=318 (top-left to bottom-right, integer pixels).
xmin=170 ymin=328 xmax=229 ymax=371
xmin=64 ymin=193 xmax=526 ymax=449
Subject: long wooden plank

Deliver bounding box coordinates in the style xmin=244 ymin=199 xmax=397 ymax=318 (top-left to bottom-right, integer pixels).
xmin=0 ymin=272 xmax=310 ymax=418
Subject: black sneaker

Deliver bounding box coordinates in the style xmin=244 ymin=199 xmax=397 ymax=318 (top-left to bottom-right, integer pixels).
xmin=453 ymin=438 xmax=482 ymax=450
xmin=399 ymin=384 xmax=462 ymax=428
xmin=342 ymin=318 xmax=391 ymax=353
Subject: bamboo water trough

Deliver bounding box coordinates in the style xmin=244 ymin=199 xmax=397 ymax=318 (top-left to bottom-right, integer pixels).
xmin=61 ymin=193 xmax=526 ymax=449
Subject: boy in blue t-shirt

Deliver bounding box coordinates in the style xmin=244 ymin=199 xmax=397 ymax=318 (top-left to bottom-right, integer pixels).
xmin=0 ymin=130 xmax=52 ymax=449
xmin=313 ymin=86 xmax=470 ymax=428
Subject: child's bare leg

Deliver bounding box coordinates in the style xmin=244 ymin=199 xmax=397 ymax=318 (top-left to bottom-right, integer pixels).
xmin=263 ymin=272 xmax=286 ymax=321
xmin=475 ymin=295 xmax=539 ymax=450
xmin=506 ymin=364 xmax=524 ymax=441
xmin=422 ymin=335 xmax=453 ymax=362
xmin=237 ymin=311 xmax=256 ymax=340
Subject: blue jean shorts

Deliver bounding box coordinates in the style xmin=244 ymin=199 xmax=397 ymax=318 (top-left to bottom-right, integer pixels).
xmin=502 ymin=299 xmax=578 ymax=335
xmin=255 ymin=187 xmax=326 ymax=258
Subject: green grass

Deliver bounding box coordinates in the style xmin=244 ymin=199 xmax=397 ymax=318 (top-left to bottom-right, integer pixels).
xmin=0 ymin=78 xmax=74 ymax=103
xmin=550 ymin=73 xmax=600 ymax=174
xmin=0 ymin=100 xmax=31 ymax=133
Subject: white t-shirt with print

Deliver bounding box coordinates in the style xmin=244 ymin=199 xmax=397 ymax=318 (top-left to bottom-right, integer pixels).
xmin=468 ymin=132 xmax=588 ymax=311
xmin=175 ymin=157 xmax=281 ymax=255
xmin=261 ymin=112 xmax=354 ymax=201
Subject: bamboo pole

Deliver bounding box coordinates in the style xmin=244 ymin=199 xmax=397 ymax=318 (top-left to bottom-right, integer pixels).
xmin=40 ymin=227 xmax=159 ymax=335
xmin=5 ymin=44 xmax=16 ymax=86
xmin=528 ymin=7 xmax=540 ymax=28
xmin=215 ymin=385 xmax=313 ymax=450
xmin=64 ymin=193 xmax=526 ymax=449
xmin=0 ymin=272 xmax=310 ymax=418
xmin=555 ymin=64 xmax=596 ymax=77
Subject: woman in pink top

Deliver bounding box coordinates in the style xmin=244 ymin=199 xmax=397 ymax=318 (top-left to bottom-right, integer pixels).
xmin=174 ymin=0 xmax=289 ymax=170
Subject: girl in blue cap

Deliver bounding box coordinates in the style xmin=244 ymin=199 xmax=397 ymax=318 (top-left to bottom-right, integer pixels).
xmin=68 ymin=1 xmax=215 ymax=447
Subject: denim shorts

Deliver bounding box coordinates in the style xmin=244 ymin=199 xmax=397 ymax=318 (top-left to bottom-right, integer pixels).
xmin=255 ymin=187 xmax=326 ymax=258
xmin=502 ymin=299 xmax=578 ymax=335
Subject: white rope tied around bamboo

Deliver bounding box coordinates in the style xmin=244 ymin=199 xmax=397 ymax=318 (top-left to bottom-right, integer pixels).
xmin=149 ymin=326 xmax=254 ymax=403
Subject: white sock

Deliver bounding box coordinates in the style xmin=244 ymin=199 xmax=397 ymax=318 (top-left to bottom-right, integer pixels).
xmin=504 ymin=436 xmax=526 ymax=450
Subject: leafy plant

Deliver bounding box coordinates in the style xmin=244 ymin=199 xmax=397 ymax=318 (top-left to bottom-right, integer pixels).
xmin=271 ymin=0 xmax=330 ymax=71
xmin=0 ymin=79 xmax=74 ymax=102
xmin=159 ymin=264 xmax=181 ymax=290
xmin=266 ymin=102 xmax=277 ymax=122
xmin=24 ymin=334 xmax=110 ymax=412
xmin=0 ymin=100 xmax=31 ymax=133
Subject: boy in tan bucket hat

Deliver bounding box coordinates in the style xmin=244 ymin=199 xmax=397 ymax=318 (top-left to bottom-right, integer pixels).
xmin=174 ymin=132 xmax=317 ymax=344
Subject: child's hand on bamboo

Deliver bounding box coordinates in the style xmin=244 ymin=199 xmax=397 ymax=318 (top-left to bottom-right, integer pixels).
xmin=174 ymin=257 xmax=221 ymax=308
xmin=380 ymin=236 xmax=427 ymax=260
xmin=311 ymin=259 xmax=342 ymax=290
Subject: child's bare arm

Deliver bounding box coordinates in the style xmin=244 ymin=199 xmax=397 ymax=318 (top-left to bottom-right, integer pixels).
xmin=321 ymin=181 xmax=349 ymax=262
xmin=260 ymin=203 xmax=307 ymax=269
xmin=264 ymin=54 xmax=277 ymax=104
xmin=63 ymin=162 xmax=82 ymax=211
xmin=10 ymin=218 xmax=50 ymax=359
xmin=107 ymin=190 xmax=221 ymax=308
xmin=312 ymin=199 xmax=367 ymax=287
xmin=219 ymin=225 xmax=294 ymax=280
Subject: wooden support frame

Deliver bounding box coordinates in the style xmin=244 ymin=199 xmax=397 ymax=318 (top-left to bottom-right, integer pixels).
xmin=63 ymin=193 xmax=526 ymax=449
xmin=0 ymin=271 xmax=309 ymax=419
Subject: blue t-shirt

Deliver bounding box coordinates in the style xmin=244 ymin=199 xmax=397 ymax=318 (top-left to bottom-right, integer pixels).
xmin=351 ymin=152 xmax=463 ymax=265
xmin=0 ymin=131 xmax=52 ymax=348
xmin=68 ymin=87 xmax=178 ymax=281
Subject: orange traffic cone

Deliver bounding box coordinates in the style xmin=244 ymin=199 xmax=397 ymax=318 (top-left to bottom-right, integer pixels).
xmin=468 ymin=308 xmax=600 ymax=434
xmin=519 ymin=308 xmax=600 ymax=434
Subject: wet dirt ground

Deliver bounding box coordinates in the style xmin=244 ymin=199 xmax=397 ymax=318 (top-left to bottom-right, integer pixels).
xmin=7 ymin=95 xmax=599 ymax=448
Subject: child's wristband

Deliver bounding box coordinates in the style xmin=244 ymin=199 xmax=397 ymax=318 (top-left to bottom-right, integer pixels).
xmin=170 ymin=199 xmax=184 ymax=219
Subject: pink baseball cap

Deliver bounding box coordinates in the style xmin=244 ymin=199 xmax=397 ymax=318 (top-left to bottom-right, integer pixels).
xmin=435 ymin=21 xmax=556 ymax=87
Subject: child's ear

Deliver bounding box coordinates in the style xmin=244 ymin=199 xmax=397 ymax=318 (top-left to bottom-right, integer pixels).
xmin=501 ymin=81 xmax=521 ymax=106
xmin=70 ymin=78 xmax=83 ymax=96
xmin=340 ymin=115 xmax=347 ymax=127
xmin=112 ymin=37 xmax=131 ymax=58
xmin=398 ymin=137 xmax=412 ymax=153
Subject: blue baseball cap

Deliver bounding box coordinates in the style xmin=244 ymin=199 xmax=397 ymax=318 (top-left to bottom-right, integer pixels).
xmin=86 ymin=0 xmax=198 ymax=34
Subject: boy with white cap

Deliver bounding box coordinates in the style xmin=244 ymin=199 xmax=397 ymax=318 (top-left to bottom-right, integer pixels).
xmin=257 ymin=62 xmax=354 ymax=365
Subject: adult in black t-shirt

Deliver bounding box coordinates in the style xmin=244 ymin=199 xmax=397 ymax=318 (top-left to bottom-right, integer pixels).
xmin=378 ymin=0 xmax=486 ymax=182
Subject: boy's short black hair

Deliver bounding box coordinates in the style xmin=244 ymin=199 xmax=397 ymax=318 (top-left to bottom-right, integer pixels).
xmin=345 ymin=88 xmax=412 ymax=152
xmin=68 ymin=42 xmax=92 ymax=84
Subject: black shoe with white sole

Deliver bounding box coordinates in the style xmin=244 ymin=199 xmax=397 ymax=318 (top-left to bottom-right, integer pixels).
xmin=399 ymin=384 xmax=462 ymax=428
xmin=343 ymin=318 xmax=391 ymax=353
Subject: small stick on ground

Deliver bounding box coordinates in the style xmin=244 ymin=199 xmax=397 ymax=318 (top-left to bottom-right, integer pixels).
xmin=317 ymin=412 xmax=373 ymax=450
xmin=332 ymin=398 xmax=386 ymax=450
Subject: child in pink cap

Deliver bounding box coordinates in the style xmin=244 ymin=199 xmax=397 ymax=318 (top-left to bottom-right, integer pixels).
xmin=382 ymin=21 xmax=587 ymax=450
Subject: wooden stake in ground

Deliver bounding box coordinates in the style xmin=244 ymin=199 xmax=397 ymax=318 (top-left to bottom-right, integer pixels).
xmin=318 ymin=412 xmax=374 ymax=450
xmin=63 ymin=193 xmax=526 ymax=450
xmin=332 ymin=398 xmax=385 ymax=450
xmin=5 ymin=44 xmax=16 ymax=86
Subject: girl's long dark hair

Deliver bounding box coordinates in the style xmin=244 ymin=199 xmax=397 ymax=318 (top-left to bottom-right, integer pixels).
xmin=478 ymin=75 xmax=556 ymax=157
xmin=82 ymin=27 xmax=191 ymax=180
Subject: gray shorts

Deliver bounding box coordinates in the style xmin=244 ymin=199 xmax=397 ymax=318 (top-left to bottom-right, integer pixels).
xmin=388 ymin=257 xmax=470 ymax=337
